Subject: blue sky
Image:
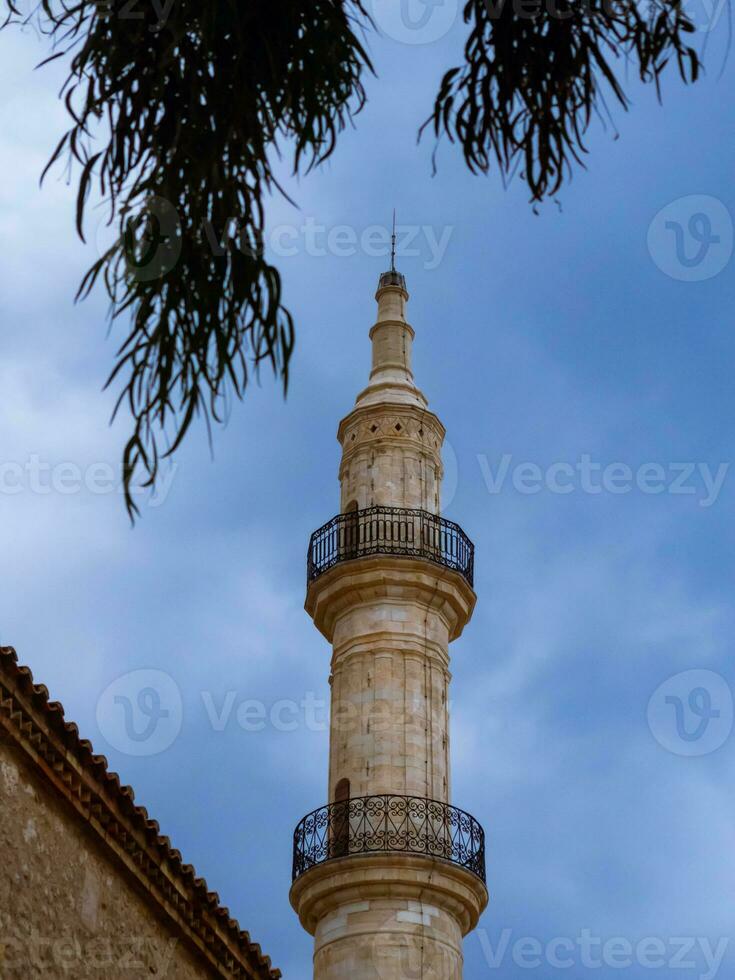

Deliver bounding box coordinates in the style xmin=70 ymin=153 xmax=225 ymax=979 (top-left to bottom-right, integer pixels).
xmin=1 ymin=5 xmax=735 ymax=978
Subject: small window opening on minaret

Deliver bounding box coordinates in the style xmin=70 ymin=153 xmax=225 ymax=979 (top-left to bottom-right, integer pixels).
xmin=330 ymin=779 xmax=351 ymax=859
xmin=342 ymin=502 xmax=359 ymax=560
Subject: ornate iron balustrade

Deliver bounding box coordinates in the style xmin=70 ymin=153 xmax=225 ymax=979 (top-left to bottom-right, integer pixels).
xmin=307 ymin=506 xmax=474 ymax=587
xmin=292 ymin=794 xmax=486 ymax=884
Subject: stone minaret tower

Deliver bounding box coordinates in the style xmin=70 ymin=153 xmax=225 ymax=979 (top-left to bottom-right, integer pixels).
xmin=290 ymin=267 xmax=488 ymax=979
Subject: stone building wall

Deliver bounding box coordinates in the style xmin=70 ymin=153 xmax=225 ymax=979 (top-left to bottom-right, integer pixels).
xmin=0 ymin=645 xmax=279 ymax=980
xmin=0 ymin=737 xmax=212 ymax=978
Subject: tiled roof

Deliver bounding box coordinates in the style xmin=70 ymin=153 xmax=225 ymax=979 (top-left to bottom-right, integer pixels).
xmin=0 ymin=646 xmax=280 ymax=980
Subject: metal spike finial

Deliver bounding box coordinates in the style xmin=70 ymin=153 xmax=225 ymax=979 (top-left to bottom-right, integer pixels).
xmin=378 ymin=209 xmax=406 ymax=291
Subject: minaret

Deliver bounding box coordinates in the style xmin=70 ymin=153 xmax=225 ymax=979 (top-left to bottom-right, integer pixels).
xmin=290 ymin=266 xmax=488 ymax=979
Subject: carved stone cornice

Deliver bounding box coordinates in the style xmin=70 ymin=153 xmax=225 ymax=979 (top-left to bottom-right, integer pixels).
xmin=289 ymin=853 xmax=488 ymax=938
xmin=305 ymin=556 xmax=476 ymax=644
xmin=337 ymin=402 xmax=445 ymax=454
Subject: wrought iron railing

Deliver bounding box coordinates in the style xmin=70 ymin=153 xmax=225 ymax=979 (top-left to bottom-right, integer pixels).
xmin=292 ymin=794 xmax=486 ymax=883
xmin=307 ymin=506 xmax=474 ymax=587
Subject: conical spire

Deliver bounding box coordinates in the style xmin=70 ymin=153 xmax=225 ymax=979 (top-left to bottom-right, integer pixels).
xmin=354 ymin=257 xmax=426 ymax=410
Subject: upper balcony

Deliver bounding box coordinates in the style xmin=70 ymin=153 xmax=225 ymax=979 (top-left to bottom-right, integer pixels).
xmin=306 ymin=505 xmax=474 ymax=589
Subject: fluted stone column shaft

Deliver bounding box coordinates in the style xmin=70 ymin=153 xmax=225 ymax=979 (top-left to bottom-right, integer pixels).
xmin=327 ymin=602 xmax=451 ymax=803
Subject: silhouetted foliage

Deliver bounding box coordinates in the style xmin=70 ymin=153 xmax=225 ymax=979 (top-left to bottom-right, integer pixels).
xmin=2 ymin=0 xmax=700 ymax=516
xmin=426 ymin=0 xmax=700 ymax=200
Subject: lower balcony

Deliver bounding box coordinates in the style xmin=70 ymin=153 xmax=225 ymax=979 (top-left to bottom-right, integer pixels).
xmin=291 ymin=794 xmax=486 ymax=884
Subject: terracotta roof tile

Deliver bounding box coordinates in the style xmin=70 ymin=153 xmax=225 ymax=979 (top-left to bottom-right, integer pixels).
xmin=0 ymin=646 xmax=280 ymax=980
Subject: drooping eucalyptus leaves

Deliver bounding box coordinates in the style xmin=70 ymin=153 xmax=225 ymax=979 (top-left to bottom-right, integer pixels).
xmin=426 ymin=0 xmax=700 ymax=200
xmin=3 ymin=0 xmax=700 ymax=517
